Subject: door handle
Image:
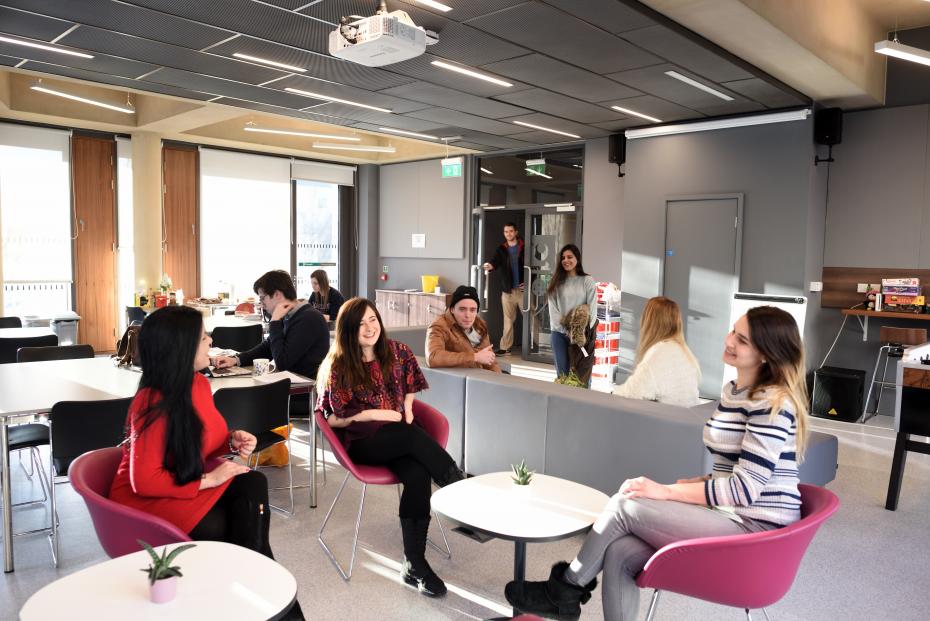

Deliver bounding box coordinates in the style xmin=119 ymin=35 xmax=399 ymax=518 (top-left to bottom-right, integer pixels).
xmin=470 ymin=264 xmax=479 ymax=288
xmin=522 ymin=265 xmax=531 ymax=313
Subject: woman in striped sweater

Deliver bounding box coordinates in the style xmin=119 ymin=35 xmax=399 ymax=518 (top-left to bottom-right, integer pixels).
xmin=505 ymin=306 xmax=809 ymax=621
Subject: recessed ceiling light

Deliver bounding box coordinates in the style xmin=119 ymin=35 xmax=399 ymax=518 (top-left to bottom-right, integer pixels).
xmin=0 ymin=35 xmax=93 ymax=59
xmin=416 ymin=0 xmax=453 ymax=11
xmin=664 ymin=71 xmax=734 ymax=101
xmin=313 ymin=142 xmax=396 ymax=153
xmin=525 ymin=167 xmax=552 ymax=179
xmin=378 ymin=127 xmax=438 ymax=140
xmin=480 ymin=167 xmax=493 ymax=175
xmin=512 ymin=120 xmax=581 ymax=139
xmin=874 ymin=40 xmax=930 ymax=67
xmin=31 ymin=85 xmax=134 ymax=113
xmin=232 ymin=52 xmax=306 ymax=73
xmin=431 ymin=60 xmax=512 ymax=87
xmin=285 ymin=87 xmax=391 ymax=113
xmin=611 ymin=105 xmax=662 ymax=123
xmin=244 ymin=126 xmax=360 ymax=141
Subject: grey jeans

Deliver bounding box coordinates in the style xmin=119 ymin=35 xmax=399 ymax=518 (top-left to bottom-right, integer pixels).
xmin=565 ymin=494 xmax=773 ymax=621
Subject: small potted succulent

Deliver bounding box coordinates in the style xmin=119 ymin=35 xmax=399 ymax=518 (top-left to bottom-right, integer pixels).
xmin=511 ymin=459 xmax=534 ymax=493
xmin=139 ymin=539 xmax=196 ymax=604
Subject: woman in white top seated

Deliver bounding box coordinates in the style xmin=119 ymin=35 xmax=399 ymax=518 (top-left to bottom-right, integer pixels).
xmin=613 ymin=296 xmax=701 ymax=407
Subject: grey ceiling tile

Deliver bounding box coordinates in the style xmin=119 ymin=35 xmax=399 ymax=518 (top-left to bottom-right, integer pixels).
xmin=2 ymin=0 xmax=234 ymax=50
xmin=494 ymin=89 xmax=624 ymax=123
xmin=261 ymin=0 xmax=313 ymax=9
xmin=467 ymin=3 xmax=661 ymax=74
xmin=501 ymin=130 xmax=580 ymax=145
xmin=379 ymin=81 xmax=529 ymax=118
xmin=384 ymin=53 xmax=532 ymax=97
xmin=211 ymin=97 xmax=358 ymax=125
xmin=60 ymin=27 xmax=285 ymax=84
xmin=445 ymin=131 xmax=537 ymax=149
xmin=0 ymin=40 xmax=157 ymax=79
xmin=208 ymin=36 xmax=414 ymax=90
xmin=145 ymin=67 xmax=322 ymax=108
xmin=591 ymin=118 xmax=646 ymax=132
xmin=602 ymin=94 xmax=699 ymax=122
xmin=482 ymin=54 xmax=641 ymax=103
xmin=0 ymin=53 xmax=24 ymax=67
xmin=405 ymin=107 xmax=528 ymax=134
xmin=721 ymin=78 xmax=808 ymax=108
xmin=273 ymin=74 xmax=429 ymax=113
xmin=693 ymin=100 xmax=766 ymax=116
xmin=0 ymin=6 xmax=74 ymax=42
xmin=320 ymin=107 xmax=448 ymax=130
xmin=301 ymin=0 xmax=527 ymax=32
xmin=541 ymin=0 xmax=656 ymax=34
xmin=606 ymin=63 xmax=744 ymax=109
xmin=619 ymin=25 xmax=753 ymax=83
xmin=443 ymin=141 xmax=486 ymax=151
xmin=500 ymin=112 xmax=607 ymax=139
xmin=349 ymin=121 xmax=445 ymax=137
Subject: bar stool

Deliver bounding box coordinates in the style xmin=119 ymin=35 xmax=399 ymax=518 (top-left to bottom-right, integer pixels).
xmin=862 ymin=327 xmax=927 ymax=422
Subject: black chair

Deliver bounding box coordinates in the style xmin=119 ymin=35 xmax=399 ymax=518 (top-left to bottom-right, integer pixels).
xmin=211 ymin=324 xmax=263 ymax=352
xmin=125 ymin=306 xmax=146 ymax=325
xmin=48 ymin=397 xmax=134 ymax=565
xmin=0 ymin=316 xmax=23 ymax=328
xmin=213 ymin=379 xmax=293 ymax=515
xmin=0 ymin=334 xmax=58 ymax=364
xmin=17 ymin=344 xmax=95 ymax=363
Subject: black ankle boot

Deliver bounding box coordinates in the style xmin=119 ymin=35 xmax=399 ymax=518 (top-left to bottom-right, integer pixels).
xmin=504 ymin=561 xmax=597 ymax=621
xmin=400 ymin=517 xmax=447 ymax=597
xmin=435 ymin=463 xmax=466 ymax=488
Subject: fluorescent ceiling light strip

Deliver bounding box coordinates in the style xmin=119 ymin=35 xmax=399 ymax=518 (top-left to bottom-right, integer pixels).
xmin=0 ymin=35 xmax=93 ymax=58
xmin=431 ymin=60 xmax=512 ymax=87
xmin=378 ymin=127 xmax=438 ymax=140
xmin=284 ymin=87 xmax=391 ymax=113
xmin=664 ymin=70 xmax=734 ymax=101
xmin=625 ymin=108 xmax=810 ymax=139
xmin=874 ymin=40 xmax=930 ymax=67
xmin=232 ymin=52 xmax=306 ymax=73
xmin=244 ymin=126 xmax=360 ymax=141
xmin=512 ymin=120 xmax=580 ymax=139
xmin=480 ymin=167 xmax=493 ymax=174
xmin=30 ymin=85 xmax=134 ymax=113
xmin=525 ymin=167 xmax=552 ymax=179
xmin=416 ymin=0 xmax=453 ymax=11
xmin=313 ymin=142 xmax=396 ymax=153
xmin=611 ymin=105 xmax=662 ymax=123
xmin=544 ymin=203 xmax=573 ymax=207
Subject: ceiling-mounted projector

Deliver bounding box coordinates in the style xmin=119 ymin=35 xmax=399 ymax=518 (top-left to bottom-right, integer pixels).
xmin=329 ymin=1 xmax=438 ymax=67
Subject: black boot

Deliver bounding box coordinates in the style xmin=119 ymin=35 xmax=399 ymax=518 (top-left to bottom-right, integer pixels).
xmin=400 ymin=516 xmax=447 ymax=597
xmin=504 ymin=561 xmax=597 ymax=621
xmin=435 ymin=463 xmax=466 ymax=488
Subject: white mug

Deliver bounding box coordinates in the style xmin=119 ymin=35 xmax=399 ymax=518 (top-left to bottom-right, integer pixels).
xmin=434 ymin=286 xmax=442 ymax=294
xmin=253 ymin=358 xmax=276 ymax=376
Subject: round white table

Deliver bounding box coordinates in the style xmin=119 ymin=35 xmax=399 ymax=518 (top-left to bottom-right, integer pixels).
xmin=19 ymin=541 xmax=297 ymax=620
xmin=431 ymin=472 xmax=609 ymax=583
xmin=0 ymin=327 xmax=56 ymax=339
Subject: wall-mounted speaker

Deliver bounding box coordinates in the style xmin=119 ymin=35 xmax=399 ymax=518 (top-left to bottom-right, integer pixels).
xmin=814 ymin=108 xmax=843 ymax=146
xmin=608 ymin=133 xmax=626 ymax=164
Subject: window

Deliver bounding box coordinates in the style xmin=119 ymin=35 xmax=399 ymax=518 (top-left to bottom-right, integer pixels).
xmin=295 ymin=180 xmax=340 ymax=299
xmin=478 ymin=148 xmax=584 ymax=206
xmin=0 ymin=123 xmax=73 ymax=317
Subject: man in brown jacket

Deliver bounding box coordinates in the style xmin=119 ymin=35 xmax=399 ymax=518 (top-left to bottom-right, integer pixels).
xmin=426 ymin=285 xmax=501 ymax=373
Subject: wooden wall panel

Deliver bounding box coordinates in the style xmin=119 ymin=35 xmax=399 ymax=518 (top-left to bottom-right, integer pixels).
xmin=163 ymin=145 xmax=199 ymax=297
xmin=72 ymin=133 xmax=117 ymax=352
xmin=822 ymin=266 xmax=930 ymax=308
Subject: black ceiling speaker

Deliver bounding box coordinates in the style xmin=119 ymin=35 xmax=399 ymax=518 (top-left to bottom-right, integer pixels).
xmin=608 ymin=133 xmax=626 ymax=177
xmin=814 ymin=108 xmax=843 ymax=146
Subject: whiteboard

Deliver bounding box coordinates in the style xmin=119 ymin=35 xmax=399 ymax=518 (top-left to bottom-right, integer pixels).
xmin=722 ymin=292 xmax=807 ymax=387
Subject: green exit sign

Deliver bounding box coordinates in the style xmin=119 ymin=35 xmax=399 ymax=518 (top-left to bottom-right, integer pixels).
xmin=526 ymin=157 xmax=546 ymax=177
xmin=441 ymin=157 xmax=462 ymax=178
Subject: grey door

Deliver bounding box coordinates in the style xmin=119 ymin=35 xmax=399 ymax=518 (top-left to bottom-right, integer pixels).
xmin=663 ymin=195 xmax=742 ymax=398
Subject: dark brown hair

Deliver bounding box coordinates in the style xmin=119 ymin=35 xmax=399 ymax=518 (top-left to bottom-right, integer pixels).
xmin=547 ymin=243 xmax=588 ymax=296
xmin=317 ymin=297 xmax=393 ymax=390
xmin=253 ymin=270 xmax=296 ymax=300
xmin=311 ymin=269 xmax=330 ymax=305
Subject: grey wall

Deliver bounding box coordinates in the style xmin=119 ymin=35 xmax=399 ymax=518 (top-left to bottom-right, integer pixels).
xmin=582 ymin=137 xmax=624 ymax=284
xmin=357 ymin=164 xmax=380 ymax=299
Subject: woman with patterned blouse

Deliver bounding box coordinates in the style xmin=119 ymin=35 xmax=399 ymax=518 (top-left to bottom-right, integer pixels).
xmin=315 ymin=297 xmax=464 ymax=597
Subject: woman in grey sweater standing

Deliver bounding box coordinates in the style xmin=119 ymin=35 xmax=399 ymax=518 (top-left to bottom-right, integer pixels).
xmin=547 ymin=244 xmax=597 ymax=378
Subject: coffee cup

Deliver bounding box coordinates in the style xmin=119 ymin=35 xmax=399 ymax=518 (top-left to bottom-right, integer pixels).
xmin=253 ymin=358 xmax=276 ymax=376
xmin=434 ymin=286 xmax=442 ymax=294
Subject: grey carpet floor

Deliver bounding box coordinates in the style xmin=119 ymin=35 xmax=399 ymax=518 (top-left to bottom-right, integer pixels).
xmin=3 ymin=416 xmax=929 ymax=620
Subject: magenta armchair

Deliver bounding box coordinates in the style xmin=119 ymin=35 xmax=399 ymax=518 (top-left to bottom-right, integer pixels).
xmin=636 ymin=484 xmax=840 ymax=620
xmin=317 ymin=399 xmax=452 ymax=580
xmin=69 ymin=447 xmax=191 ymax=558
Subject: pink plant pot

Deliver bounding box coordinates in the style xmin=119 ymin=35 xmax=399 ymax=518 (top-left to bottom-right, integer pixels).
xmin=149 ymin=576 xmax=177 ymax=604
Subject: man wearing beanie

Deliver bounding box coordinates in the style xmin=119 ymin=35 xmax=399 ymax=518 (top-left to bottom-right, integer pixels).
xmin=426 ymin=285 xmax=501 ymax=372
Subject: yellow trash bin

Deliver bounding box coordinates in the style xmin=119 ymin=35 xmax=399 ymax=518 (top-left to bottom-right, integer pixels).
xmin=421 ymin=275 xmax=439 ymax=294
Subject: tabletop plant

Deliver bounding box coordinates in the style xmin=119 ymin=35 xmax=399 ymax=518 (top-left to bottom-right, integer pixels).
xmin=138 ymin=539 xmax=196 ymax=585
xmin=511 ymin=459 xmax=534 ymax=486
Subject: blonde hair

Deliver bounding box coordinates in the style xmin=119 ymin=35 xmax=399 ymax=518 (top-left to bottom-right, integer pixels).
xmin=745 ymin=306 xmax=810 ymax=458
xmin=636 ymin=297 xmax=700 ymax=372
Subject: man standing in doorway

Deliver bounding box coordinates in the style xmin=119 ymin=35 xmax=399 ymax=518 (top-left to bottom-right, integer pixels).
xmin=482 ymin=222 xmax=525 ymax=356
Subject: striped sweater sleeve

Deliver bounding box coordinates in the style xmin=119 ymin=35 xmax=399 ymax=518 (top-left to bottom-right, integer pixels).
xmin=704 ymin=402 xmax=796 ymax=508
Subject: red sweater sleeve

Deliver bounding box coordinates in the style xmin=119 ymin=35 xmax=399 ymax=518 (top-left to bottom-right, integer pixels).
xmin=128 ymin=404 xmax=200 ymax=499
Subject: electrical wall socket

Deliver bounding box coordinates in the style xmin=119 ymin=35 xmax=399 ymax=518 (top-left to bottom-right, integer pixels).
xmin=809 ymin=281 xmax=823 ymax=292
xmin=856 ymin=283 xmax=868 ymax=293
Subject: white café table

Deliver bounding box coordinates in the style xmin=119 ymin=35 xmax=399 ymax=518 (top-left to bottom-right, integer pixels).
xmin=0 ymin=357 xmax=317 ymax=573
xmin=20 ymin=540 xmax=297 ymax=620
xmin=0 ymin=327 xmax=56 ymax=339
xmin=431 ymin=472 xmax=609 ymax=583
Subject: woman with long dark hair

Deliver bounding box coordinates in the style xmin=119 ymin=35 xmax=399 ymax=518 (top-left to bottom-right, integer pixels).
xmin=316 ymin=297 xmax=464 ymax=597
xmin=506 ymin=306 xmax=810 ymax=621
xmin=109 ymin=306 xmax=303 ymax=618
xmin=547 ymin=243 xmax=597 ymax=379
xmin=309 ymin=269 xmax=345 ymax=321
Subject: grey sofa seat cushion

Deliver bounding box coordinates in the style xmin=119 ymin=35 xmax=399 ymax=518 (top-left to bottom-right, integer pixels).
xmin=388 ymin=326 xmax=428 ymax=357
xmin=417 ymin=358 xmax=486 ymax=467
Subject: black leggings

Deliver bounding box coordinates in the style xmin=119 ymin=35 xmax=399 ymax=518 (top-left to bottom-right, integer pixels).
xmin=348 ymin=422 xmax=456 ymax=518
xmin=189 ymin=470 xmax=273 ymax=559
